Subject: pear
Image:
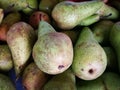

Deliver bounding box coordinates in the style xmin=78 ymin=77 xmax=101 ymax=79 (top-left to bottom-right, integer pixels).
xmin=109 ymin=22 xmax=120 ymax=72
xmin=0 ymin=73 xmax=16 ymax=90
xmin=0 ymin=45 xmax=13 ymax=71
xmin=92 ymin=20 xmax=114 ymax=45
xmin=72 ymin=27 xmax=107 ymax=80
xmin=22 ymin=62 xmax=49 ymax=90
xmin=32 ymin=21 xmax=73 ymax=75
xmin=6 ymin=22 xmax=36 ymax=76
xmin=77 ymin=72 xmax=120 ymax=90
xmin=43 ymin=68 xmax=77 ymax=90
xmin=52 ymin=1 xmax=119 ymax=30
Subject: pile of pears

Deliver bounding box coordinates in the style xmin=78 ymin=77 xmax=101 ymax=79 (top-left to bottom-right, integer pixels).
xmin=0 ymin=0 xmax=120 ymax=90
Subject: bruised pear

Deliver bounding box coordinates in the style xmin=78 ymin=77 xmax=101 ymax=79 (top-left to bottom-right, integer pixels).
xmin=0 ymin=45 xmax=13 ymax=71
xmin=43 ymin=68 xmax=77 ymax=90
xmin=22 ymin=62 xmax=49 ymax=90
xmin=7 ymin=22 xmax=36 ymax=76
xmin=32 ymin=21 xmax=73 ymax=75
xmin=52 ymin=1 xmax=119 ymax=30
xmin=72 ymin=27 xmax=107 ymax=80
xmin=0 ymin=73 xmax=16 ymax=90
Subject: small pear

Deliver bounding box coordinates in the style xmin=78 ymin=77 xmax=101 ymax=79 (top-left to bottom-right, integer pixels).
xmin=7 ymin=22 xmax=36 ymax=76
xmin=72 ymin=27 xmax=107 ymax=80
xmin=43 ymin=68 xmax=77 ymax=90
xmin=32 ymin=21 xmax=73 ymax=75
xmin=0 ymin=44 xmax=13 ymax=71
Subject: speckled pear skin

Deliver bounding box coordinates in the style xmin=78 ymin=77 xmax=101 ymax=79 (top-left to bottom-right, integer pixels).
xmin=52 ymin=1 xmax=119 ymax=30
xmin=7 ymin=22 xmax=36 ymax=76
xmin=0 ymin=73 xmax=16 ymax=90
xmin=32 ymin=21 xmax=73 ymax=75
xmin=0 ymin=45 xmax=13 ymax=71
xmin=43 ymin=69 xmax=77 ymax=90
xmin=110 ymin=22 xmax=120 ymax=72
xmin=72 ymin=27 xmax=107 ymax=80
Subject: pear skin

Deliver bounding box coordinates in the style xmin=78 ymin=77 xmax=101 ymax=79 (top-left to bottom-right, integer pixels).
xmin=43 ymin=69 xmax=77 ymax=90
xmin=32 ymin=21 xmax=73 ymax=75
xmin=72 ymin=27 xmax=107 ymax=80
xmin=7 ymin=22 xmax=36 ymax=76
xmin=0 ymin=45 xmax=13 ymax=71
xmin=22 ymin=62 xmax=49 ymax=90
xmin=0 ymin=73 xmax=16 ymax=90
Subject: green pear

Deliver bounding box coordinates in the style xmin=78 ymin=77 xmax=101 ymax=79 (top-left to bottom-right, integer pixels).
xmin=43 ymin=68 xmax=77 ymax=90
xmin=72 ymin=27 xmax=107 ymax=80
xmin=109 ymin=22 xmax=120 ymax=72
xmin=6 ymin=22 xmax=36 ymax=76
xmin=0 ymin=45 xmax=13 ymax=71
xmin=92 ymin=20 xmax=114 ymax=45
xmin=0 ymin=73 xmax=16 ymax=90
xmin=77 ymin=72 xmax=120 ymax=90
xmin=103 ymin=47 xmax=118 ymax=72
xmin=52 ymin=1 xmax=119 ymax=30
xmin=22 ymin=62 xmax=49 ymax=90
xmin=32 ymin=21 xmax=73 ymax=75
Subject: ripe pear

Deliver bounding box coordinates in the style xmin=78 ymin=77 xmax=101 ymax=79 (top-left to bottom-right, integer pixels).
xmin=32 ymin=21 xmax=73 ymax=75
xmin=0 ymin=45 xmax=13 ymax=71
xmin=72 ymin=27 xmax=107 ymax=80
xmin=0 ymin=73 xmax=16 ymax=90
xmin=43 ymin=68 xmax=77 ymax=90
xmin=22 ymin=62 xmax=49 ymax=90
xmin=77 ymin=72 xmax=120 ymax=90
xmin=52 ymin=1 xmax=119 ymax=30
xmin=109 ymin=22 xmax=120 ymax=72
xmin=6 ymin=22 xmax=36 ymax=76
